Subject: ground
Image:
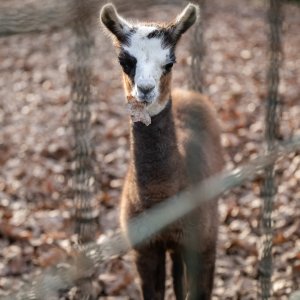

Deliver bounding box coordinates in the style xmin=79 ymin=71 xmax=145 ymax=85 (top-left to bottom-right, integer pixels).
xmin=0 ymin=0 xmax=299 ymax=299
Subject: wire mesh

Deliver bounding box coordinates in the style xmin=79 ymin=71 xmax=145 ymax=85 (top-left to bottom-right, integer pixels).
xmin=0 ymin=136 xmax=299 ymax=300
xmin=189 ymin=0 xmax=206 ymax=93
xmin=0 ymin=0 xmax=298 ymax=299
xmin=0 ymin=0 xmax=185 ymax=36
xmin=259 ymin=0 xmax=283 ymax=299
xmin=69 ymin=0 xmax=99 ymax=243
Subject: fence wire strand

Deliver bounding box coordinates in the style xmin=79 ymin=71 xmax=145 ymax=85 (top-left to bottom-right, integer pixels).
xmin=189 ymin=0 xmax=206 ymax=93
xmin=70 ymin=1 xmax=99 ymax=244
xmin=259 ymin=0 xmax=283 ymax=299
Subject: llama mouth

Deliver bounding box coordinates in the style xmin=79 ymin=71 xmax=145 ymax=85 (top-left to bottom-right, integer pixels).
xmin=135 ymin=98 xmax=153 ymax=106
xmin=137 ymin=95 xmax=155 ymax=105
xmin=136 ymin=92 xmax=155 ymax=103
xmin=133 ymin=88 xmax=156 ymax=104
xmin=141 ymin=100 xmax=151 ymax=106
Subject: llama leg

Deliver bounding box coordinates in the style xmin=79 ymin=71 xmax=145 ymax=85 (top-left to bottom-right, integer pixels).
xmin=183 ymin=245 xmax=216 ymax=300
xmin=134 ymin=243 xmax=166 ymax=300
xmin=171 ymin=249 xmax=186 ymax=300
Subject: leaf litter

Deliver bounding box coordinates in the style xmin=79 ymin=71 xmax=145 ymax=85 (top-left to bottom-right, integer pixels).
xmin=0 ymin=0 xmax=299 ymax=299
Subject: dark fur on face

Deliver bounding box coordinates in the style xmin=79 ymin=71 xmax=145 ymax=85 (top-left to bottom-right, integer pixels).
xmin=147 ymin=27 xmax=176 ymax=49
xmin=118 ymin=49 xmax=137 ymax=81
xmin=100 ymin=3 xmax=198 ymax=46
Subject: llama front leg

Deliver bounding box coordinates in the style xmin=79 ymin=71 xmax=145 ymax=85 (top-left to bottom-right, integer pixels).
xmin=171 ymin=249 xmax=186 ymax=300
xmin=183 ymin=245 xmax=216 ymax=300
xmin=134 ymin=243 xmax=166 ymax=300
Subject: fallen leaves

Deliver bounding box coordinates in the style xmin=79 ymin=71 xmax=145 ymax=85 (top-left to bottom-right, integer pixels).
xmin=127 ymin=96 xmax=151 ymax=126
xmin=0 ymin=0 xmax=299 ymax=299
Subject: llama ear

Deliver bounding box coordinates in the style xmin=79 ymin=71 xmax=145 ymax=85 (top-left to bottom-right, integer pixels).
xmin=170 ymin=3 xmax=198 ymax=42
xmin=100 ymin=4 xmax=131 ymax=44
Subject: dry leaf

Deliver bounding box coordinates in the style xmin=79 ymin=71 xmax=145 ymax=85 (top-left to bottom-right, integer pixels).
xmin=37 ymin=247 xmax=67 ymax=268
xmin=127 ymin=96 xmax=151 ymax=126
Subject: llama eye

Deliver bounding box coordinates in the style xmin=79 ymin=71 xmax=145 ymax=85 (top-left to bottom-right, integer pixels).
xmin=119 ymin=58 xmax=136 ymax=76
xmin=164 ymin=63 xmax=174 ymax=72
xmin=120 ymin=59 xmax=135 ymax=75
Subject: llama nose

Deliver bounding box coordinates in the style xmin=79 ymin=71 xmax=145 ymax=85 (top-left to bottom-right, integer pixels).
xmin=137 ymin=84 xmax=155 ymax=95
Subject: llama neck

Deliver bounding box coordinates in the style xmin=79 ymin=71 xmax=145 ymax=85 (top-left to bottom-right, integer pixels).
xmin=130 ymin=100 xmax=182 ymax=197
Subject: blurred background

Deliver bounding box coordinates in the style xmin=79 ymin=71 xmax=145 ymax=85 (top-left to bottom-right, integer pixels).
xmin=0 ymin=0 xmax=299 ymax=299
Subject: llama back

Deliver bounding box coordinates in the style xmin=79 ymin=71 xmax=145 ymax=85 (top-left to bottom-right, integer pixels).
xmin=173 ymin=88 xmax=224 ymax=184
xmin=171 ymin=88 xmax=224 ymax=254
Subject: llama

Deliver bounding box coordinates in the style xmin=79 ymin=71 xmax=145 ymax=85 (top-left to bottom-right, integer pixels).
xmin=100 ymin=3 xmax=224 ymax=300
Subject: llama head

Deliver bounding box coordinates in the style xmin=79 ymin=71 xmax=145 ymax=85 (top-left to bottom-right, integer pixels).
xmin=100 ymin=3 xmax=198 ymax=116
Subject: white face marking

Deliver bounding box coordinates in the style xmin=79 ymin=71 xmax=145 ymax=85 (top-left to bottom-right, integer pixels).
xmin=123 ymin=26 xmax=172 ymax=116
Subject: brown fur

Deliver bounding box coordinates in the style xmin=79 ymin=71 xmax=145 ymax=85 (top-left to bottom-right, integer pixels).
xmin=123 ymin=73 xmax=133 ymax=93
xmin=158 ymin=73 xmax=172 ymax=105
xmin=100 ymin=4 xmax=224 ymax=299
xmin=121 ymin=88 xmax=224 ymax=300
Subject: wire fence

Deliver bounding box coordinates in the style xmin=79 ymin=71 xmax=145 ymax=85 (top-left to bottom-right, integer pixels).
xmin=1 ymin=137 xmax=300 ymax=300
xmin=259 ymin=0 xmax=283 ymax=298
xmin=189 ymin=0 xmax=206 ymax=93
xmin=0 ymin=0 xmax=299 ymax=299
xmin=70 ymin=0 xmax=99 ymax=244
xmin=0 ymin=0 xmax=186 ymax=37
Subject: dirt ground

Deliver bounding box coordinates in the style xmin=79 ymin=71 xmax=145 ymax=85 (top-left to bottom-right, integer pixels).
xmin=0 ymin=0 xmax=299 ymax=299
